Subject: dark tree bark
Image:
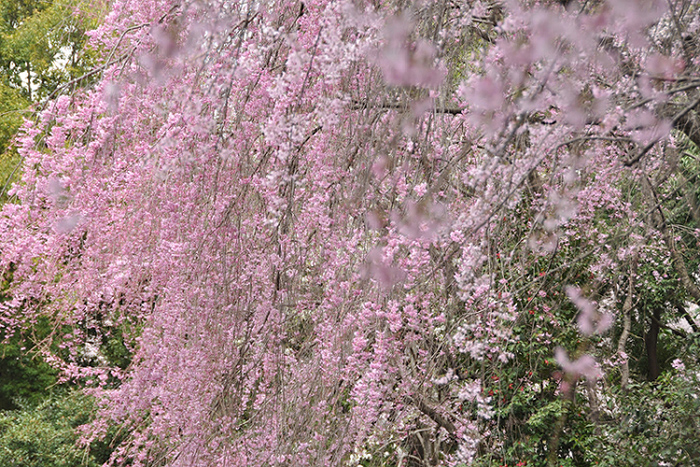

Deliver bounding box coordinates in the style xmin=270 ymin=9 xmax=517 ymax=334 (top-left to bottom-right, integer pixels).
xmin=645 ymin=308 xmax=662 ymax=381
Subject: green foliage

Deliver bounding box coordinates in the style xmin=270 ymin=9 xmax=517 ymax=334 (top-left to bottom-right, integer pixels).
xmin=0 ymin=0 xmax=106 ymax=443
xmin=0 ymin=339 xmax=57 ymax=410
xmin=0 ymin=85 xmax=26 ymax=151
xmin=0 ymin=0 xmax=99 ymax=202
xmin=0 ymin=0 xmax=102 ymax=410
xmin=0 ymin=275 xmax=57 ymax=408
xmin=0 ymin=390 xmax=115 ymax=467
xmin=593 ymin=371 xmax=700 ymax=467
xmin=101 ymin=327 xmax=133 ymax=371
xmin=0 ymin=0 xmax=98 ymax=101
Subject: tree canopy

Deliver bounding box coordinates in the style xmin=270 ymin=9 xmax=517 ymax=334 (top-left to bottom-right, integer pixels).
xmin=1 ymin=0 xmax=700 ymax=466
xmin=0 ymin=0 xmax=97 ymax=205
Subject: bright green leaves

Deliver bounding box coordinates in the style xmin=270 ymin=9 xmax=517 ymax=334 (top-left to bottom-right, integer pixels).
xmin=0 ymin=0 xmax=97 ymax=169
xmin=0 ymin=0 xmax=98 ymax=203
xmin=0 ymin=391 xmax=114 ymax=467
xmin=0 ymin=0 xmax=97 ymax=102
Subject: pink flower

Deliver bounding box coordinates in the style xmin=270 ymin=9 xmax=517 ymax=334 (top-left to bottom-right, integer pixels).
xmin=555 ymin=347 xmax=601 ymax=380
xmin=566 ymin=286 xmax=612 ymax=335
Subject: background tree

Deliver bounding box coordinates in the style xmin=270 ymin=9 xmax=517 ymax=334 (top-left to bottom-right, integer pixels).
xmin=0 ymin=0 xmax=98 ymax=203
xmin=0 ymin=0 xmax=99 ymax=404
xmin=0 ymin=6 xmax=105 ymax=467
xmin=0 ymin=391 xmax=119 ymax=467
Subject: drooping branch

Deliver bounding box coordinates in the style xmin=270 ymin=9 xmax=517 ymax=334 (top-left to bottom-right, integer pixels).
xmin=663 ymin=227 xmax=700 ymax=304
xmin=659 ymin=100 xmax=700 ymax=149
xmin=649 ymin=312 xmax=688 ymax=339
xmin=410 ymin=395 xmax=456 ymax=437
xmin=677 ymin=303 xmax=700 ymax=334
xmin=626 ymin=96 xmax=700 ymax=167
xmin=350 ymin=99 xmax=463 ymax=115
xmin=644 ymin=176 xmax=700 ymax=305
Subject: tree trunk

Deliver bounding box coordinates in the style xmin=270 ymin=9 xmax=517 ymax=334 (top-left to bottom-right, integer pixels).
xmin=617 ymin=262 xmax=636 ymax=389
xmin=645 ymin=308 xmax=661 ymax=381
